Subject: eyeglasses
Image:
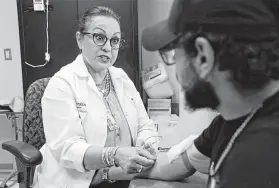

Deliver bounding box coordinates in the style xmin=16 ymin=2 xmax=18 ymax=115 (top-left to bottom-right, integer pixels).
xmin=82 ymin=32 xmax=125 ymax=50
xmin=159 ymin=49 xmax=176 ymax=66
xmin=159 ymin=40 xmax=177 ymax=66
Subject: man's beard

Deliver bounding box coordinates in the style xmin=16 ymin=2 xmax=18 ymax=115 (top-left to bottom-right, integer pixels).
xmin=184 ymin=77 xmax=220 ymax=111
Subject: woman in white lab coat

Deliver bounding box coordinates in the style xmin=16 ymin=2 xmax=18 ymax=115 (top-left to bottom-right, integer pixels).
xmin=34 ymin=6 xmax=158 ymax=188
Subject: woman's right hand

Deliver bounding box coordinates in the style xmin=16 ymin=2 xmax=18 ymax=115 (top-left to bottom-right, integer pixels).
xmin=114 ymin=147 xmax=156 ymax=174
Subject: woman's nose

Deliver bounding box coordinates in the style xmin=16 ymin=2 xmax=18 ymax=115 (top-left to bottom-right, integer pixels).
xmin=101 ymin=40 xmax=112 ymax=52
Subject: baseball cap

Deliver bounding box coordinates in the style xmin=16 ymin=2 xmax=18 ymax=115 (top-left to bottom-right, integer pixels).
xmin=141 ymin=20 xmax=178 ymax=51
xmin=142 ymin=0 xmax=279 ymax=51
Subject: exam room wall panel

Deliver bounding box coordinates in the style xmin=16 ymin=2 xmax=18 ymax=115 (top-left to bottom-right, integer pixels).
xmin=18 ymin=0 xmax=140 ymax=95
xmin=137 ymin=0 xmax=180 ymax=111
xmin=0 ymin=0 xmax=24 ymax=101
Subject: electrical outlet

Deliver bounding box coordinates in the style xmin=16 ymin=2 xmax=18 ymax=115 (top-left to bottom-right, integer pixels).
xmin=4 ymin=48 xmax=12 ymax=61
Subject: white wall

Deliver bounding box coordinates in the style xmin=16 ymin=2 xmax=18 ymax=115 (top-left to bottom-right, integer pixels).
xmin=137 ymin=0 xmax=180 ymax=103
xmin=138 ymin=0 xmax=218 ymax=146
xmin=178 ymin=99 xmax=218 ymax=138
xmin=0 ymin=0 xmax=23 ymax=102
xmin=138 ymin=0 xmax=174 ymax=70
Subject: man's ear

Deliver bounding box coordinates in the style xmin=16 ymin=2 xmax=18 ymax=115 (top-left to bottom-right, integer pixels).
xmin=193 ymin=37 xmax=215 ymax=79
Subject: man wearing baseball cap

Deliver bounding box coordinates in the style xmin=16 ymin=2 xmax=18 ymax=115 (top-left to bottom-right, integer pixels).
xmin=139 ymin=0 xmax=279 ymax=187
xmin=142 ymin=19 xmax=178 ymax=66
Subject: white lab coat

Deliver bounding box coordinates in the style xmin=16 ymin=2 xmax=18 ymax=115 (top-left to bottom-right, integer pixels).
xmin=33 ymin=54 xmax=158 ymax=188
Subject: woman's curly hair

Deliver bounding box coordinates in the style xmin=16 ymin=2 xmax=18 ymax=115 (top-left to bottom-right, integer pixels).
xmin=180 ymin=31 xmax=279 ymax=89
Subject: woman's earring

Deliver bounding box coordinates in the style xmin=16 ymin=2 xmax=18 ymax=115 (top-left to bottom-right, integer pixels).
xmin=201 ymin=56 xmax=206 ymax=63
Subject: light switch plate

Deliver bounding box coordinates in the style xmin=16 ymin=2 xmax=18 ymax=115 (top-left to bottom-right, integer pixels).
xmin=4 ymin=48 xmax=12 ymax=60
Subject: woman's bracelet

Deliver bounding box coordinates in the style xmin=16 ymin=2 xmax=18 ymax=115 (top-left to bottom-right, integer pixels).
xmin=102 ymin=148 xmax=109 ymax=166
xmin=107 ymin=147 xmax=114 ymax=166
xmin=102 ymin=167 xmax=116 ymax=183
xmin=105 ymin=148 xmax=111 ymax=166
xmin=102 ymin=146 xmax=120 ymax=167
xmin=112 ymin=146 xmax=120 ymax=167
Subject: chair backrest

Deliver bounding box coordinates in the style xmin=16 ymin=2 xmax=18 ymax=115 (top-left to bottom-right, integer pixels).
xmin=23 ymin=78 xmax=51 ymax=150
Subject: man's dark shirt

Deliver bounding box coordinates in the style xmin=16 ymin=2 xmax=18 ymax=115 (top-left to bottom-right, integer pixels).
xmin=194 ymin=92 xmax=279 ymax=188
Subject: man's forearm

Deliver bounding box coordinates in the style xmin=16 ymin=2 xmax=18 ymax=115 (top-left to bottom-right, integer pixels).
xmin=108 ymin=167 xmax=136 ymax=180
xmin=137 ymin=152 xmax=196 ymax=181
xmin=108 ymin=152 xmax=196 ymax=181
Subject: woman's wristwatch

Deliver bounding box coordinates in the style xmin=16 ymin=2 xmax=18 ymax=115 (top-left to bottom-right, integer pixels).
xmin=102 ymin=167 xmax=116 ymax=183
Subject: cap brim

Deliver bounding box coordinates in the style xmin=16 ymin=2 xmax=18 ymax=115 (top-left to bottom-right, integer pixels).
xmin=141 ymin=20 xmax=178 ymax=51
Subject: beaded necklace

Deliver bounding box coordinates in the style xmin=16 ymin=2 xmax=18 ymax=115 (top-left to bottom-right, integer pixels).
xmin=96 ymin=71 xmax=111 ymax=97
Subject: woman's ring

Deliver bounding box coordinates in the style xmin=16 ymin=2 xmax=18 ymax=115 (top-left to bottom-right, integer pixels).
xmin=137 ymin=165 xmax=143 ymax=173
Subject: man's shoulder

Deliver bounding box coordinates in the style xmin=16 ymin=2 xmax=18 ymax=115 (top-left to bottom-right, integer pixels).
xmin=205 ymin=114 xmax=224 ymax=133
xmin=231 ymin=112 xmax=279 ymax=158
xmin=249 ymin=111 xmax=279 ymax=130
xmin=210 ymin=114 xmax=223 ymax=126
xmin=222 ymin=113 xmax=279 ymax=187
xmin=193 ymin=114 xmax=223 ymax=158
